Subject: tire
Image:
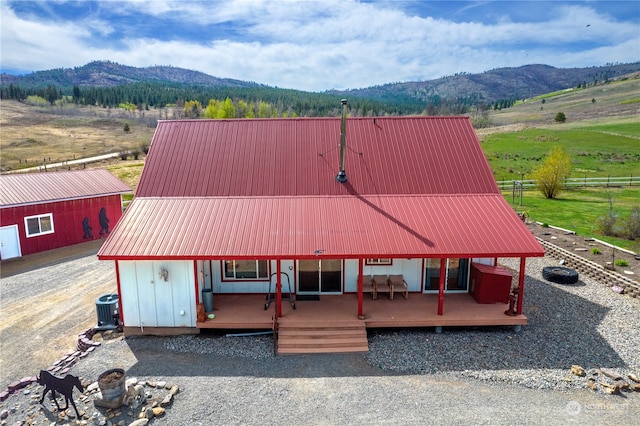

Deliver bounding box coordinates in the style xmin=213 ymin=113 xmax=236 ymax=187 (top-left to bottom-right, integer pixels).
xmin=542 ymin=266 xmax=579 ymax=285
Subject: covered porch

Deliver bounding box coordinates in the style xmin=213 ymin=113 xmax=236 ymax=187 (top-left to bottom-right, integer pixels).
xmin=196 ymin=293 xmax=526 ymax=330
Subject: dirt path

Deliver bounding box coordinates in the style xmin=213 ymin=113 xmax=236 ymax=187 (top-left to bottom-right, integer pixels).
xmin=0 ymin=240 xmax=116 ymax=386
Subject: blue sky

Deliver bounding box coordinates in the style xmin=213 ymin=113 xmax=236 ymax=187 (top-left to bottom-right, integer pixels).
xmin=1 ymin=0 xmax=638 ymax=91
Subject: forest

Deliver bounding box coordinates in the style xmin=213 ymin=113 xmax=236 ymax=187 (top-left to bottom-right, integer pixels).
xmin=0 ymin=81 xmax=514 ymax=119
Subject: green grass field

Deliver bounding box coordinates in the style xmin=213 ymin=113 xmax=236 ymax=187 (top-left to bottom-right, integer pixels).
xmin=482 ymin=123 xmax=640 ymax=181
xmin=484 ymin=118 xmax=640 ymax=251
xmin=505 ymin=186 xmax=640 ymax=251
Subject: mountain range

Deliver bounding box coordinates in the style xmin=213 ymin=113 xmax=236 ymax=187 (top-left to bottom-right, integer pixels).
xmin=2 ymin=60 xmax=640 ymax=105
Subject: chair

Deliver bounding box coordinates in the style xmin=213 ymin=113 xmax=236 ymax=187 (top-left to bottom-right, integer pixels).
xmin=388 ymin=275 xmax=409 ymax=300
xmin=372 ymin=275 xmax=391 ymax=299
xmin=358 ymin=275 xmax=377 ymax=299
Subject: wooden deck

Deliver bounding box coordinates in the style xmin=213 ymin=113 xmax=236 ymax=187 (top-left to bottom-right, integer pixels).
xmin=196 ymin=293 xmax=527 ymax=330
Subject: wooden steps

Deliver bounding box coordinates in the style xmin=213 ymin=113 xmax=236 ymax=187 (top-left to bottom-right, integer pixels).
xmin=277 ymin=320 xmax=368 ymax=354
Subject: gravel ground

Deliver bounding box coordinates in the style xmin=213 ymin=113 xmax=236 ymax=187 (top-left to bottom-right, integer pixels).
xmin=1 ymin=255 xmax=639 ymax=425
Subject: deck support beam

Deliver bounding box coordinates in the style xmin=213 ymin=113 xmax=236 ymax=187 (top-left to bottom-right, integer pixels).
xmin=276 ymin=260 xmax=282 ymax=318
xmin=437 ymin=258 xmax=446 ymax=315
xmin=517 ymin=257 xmax=526 ymax=315
xmin=357 ymin=258 xmax=364 ymax=318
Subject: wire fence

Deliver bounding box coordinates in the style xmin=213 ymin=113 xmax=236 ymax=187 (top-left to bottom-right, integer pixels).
xmin=496 ymin=176 xmax=639 ymax=191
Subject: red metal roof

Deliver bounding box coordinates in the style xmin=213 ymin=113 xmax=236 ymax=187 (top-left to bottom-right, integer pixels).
xmin=0 ymin=169 xmax=132 ymax=208
xmin=98 ymin=195 xmax=544 ymax=260
xmin=136 ymin=117 xmax=499 ymax=197
xmin=99 ymin=116 xmax=544 ymax=260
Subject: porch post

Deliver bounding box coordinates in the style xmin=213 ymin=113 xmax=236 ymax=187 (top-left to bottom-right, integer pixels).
xmin=276 ymin=260 xmax=282 ymax=318
xmin=517 ymin=257 xmax=526 ymax=315
xmin=357 ymin=258 xmax=364 ymax=318
xmin=437 ymin=258 xmax=446 ymax=315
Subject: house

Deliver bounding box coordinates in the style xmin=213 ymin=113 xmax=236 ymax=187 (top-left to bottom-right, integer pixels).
xmin=0 ymin=169 xmax=131 ymax=259
xmin=98 ymin=101 xmax=544 ymax=348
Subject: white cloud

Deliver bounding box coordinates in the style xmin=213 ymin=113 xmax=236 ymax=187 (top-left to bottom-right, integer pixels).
xmin=1 ymin=1 xmax=638 ymax=91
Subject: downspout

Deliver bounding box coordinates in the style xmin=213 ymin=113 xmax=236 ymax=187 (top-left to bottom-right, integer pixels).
xmin=115 ymin=260 xmax=124 ymax=326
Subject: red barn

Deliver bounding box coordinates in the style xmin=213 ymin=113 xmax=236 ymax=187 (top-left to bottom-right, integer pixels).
xmin=99 ymin=104 xmax=545 ymax=352
xmin=1 ymin=169 xmax=131 ymax=259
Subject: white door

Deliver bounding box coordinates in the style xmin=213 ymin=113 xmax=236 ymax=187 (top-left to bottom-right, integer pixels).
xmin=0 ymin=225 xmax=21 ymax=259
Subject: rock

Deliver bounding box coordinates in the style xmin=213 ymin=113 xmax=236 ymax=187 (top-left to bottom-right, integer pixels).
xmin=632 ymin=384 xmax=640 ymax=392
xmin=128 ymin=420 xmax=148 ymax=426
xmin=87 ymin=382 xmax=100 ymax=392
xmin=142 ymin=407 xmax=154 ymax=419
xmin=125 ymin=378 xmax=138 ymax=388
xmin=570 ymin=365 xmax=585 ymax=377
xmin=1 ymin=409 xmax=9 ymax=420
xmin=151 ymin=407 xmax=165 ymax=417
xmin=160 ymin=394 xmax=173 ymax=407
xmin=586 ymin=378 xmax=597 ymax=391
xmin=156 ymin=381 xmax=166 ymax=388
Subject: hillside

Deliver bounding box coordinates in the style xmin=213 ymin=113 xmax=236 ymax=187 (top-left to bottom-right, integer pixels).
xmin=331 ymin=63 xmax=640 ymax=105
xmin=0 ymin=60 xmax=258 ymax=88
xmin=2 ymin=61 xmax=640 ymax=110
xmin=483 ymin=72 xmax=640 ymax=130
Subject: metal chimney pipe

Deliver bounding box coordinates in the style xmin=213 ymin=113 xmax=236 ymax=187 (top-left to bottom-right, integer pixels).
xmin=336 ymin=99 xmax=348 ymax=183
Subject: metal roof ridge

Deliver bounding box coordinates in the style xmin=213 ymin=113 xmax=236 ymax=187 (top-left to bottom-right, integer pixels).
xmin=132 ymin=193 xmax=504 ymax=201
xmin=156 ymin=116 xmax=469 ymax=124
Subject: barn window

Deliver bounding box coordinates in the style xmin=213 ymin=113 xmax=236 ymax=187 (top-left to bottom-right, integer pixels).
xmin=223 ymin=260 xmax=269 ymax=280
xmin=24 ymin=213 xmax=54 ymax=237
xmin=365 ymin=258 xmax=392 ymax=265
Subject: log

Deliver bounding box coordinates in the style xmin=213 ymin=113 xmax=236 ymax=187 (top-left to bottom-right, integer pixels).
xmin=586 ymin=378 xmax=597 ymax=391
xmin=628 ymin=373 xmax=640 ymax=383
xmin=632 ymin=384 xmax=640 ymax=392
xmin=599 ymin=368 xmax=623 ymax=381
xmin=599 ymin=382 xmax=621 ymax=395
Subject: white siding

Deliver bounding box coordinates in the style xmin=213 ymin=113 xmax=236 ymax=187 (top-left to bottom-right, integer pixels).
xmin=118 ymin=260 xmax=196 ymax=328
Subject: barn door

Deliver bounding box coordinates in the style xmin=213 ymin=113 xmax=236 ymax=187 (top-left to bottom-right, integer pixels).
xmin=0 ymin=225 xmax=21 ymax=259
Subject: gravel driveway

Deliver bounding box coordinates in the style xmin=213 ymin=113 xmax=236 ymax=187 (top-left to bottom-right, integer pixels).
xmin=1 ymin=246 xmax=639 ymax=425
xmin=0 ymin=240 xmax=116 ymax=386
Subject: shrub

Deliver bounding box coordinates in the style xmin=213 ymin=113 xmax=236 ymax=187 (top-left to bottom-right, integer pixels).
xmin=554 ymin=112 xmax=566 ymax=123
xmin=591 ymin=247 xmax=601 ymax=255
xmin=123 ymin=123 xmax=130 ymax=132
xmin=530 ymin=147 xmax=572 ymax=199
xmin=542 ymin=223 xmax=549 ymax=228
xmin=614 ymin=259 xmax=628 ymax=267
xmin=621 ymin=206 xmax=640 ymax=240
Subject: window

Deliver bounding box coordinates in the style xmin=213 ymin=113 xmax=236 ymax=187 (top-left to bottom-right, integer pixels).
xmin=223 ymin=260 xmax=269 ymax=280
xmin=24 ymin=213 xmax=54 ymax=237
xmin=365 ymin=258 xmax=392 ymax=265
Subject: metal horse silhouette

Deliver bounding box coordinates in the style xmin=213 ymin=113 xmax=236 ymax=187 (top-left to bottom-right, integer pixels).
xmin=37 ymin=370 xmax=83 ymax=418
